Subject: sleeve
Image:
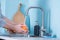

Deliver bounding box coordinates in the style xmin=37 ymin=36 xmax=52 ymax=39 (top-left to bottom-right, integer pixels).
xmin=0 ymin=7 xmax=5 ymax=19
xmin=0 ymin=4 xmax=6 ymax=27
xmin=0 ymin=13 xmax=6 ymax=27
xmin=0 ymin=19 xmax=6 ymax=27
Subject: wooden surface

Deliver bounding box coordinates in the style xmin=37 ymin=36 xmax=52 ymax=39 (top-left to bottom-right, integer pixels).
xmin=13 ymin=4 xmax=25 ymax=24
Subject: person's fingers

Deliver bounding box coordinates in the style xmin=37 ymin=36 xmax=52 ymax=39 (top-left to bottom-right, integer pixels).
xmin=20 ymin=28 xmax=28 ymax=34
xmin=8 ymin=24 xmax=29 ymax=34
xmin=7 ymin=29 xmax=16 ymax=34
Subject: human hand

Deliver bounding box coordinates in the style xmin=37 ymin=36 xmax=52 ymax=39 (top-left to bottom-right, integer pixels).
xmin=13 ymin=24 xmax=28 ymax=34
xmin=5 ymin=24 xmax=28 ymax=34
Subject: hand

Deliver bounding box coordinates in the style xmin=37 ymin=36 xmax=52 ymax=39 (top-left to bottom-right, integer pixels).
xmin=7 ymin=24 xmax=28 ymax=34
xmin=4 ymin=23 xmax=28 ymax=34
xmin=13 ymin=24 xmax=28 ymax=34
xmin=3 ymin=17 xmax=28 ymax=34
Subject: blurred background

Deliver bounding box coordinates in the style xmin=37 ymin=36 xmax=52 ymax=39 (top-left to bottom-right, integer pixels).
xmin=0 ymin=0 xmax=60 ymax=38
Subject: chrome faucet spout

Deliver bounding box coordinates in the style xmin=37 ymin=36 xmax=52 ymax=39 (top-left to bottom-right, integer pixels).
xmin=26 ymin=7 xmax=45 ymax=37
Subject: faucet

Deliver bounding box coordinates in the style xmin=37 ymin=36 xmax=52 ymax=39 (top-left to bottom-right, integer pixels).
xmin=26 ymin=7 xmax=47 ymax=37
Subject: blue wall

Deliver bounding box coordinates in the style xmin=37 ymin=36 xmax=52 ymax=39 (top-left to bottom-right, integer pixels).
xmin=50 ymin=0 xmax=60 ymax=38
xmin=0 ymin=0 xmax=51 ymax=36
xmin=1 ymin=0 xmax=60 ymax=38
xmin=5 ymin=0 xmax=20 ymax=19
xmin=5 ymin=0 xmax=50 ymax=35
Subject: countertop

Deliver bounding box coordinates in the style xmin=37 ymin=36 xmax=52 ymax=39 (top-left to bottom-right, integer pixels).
xmin=0 ymin=36 xmax=59 ymax=40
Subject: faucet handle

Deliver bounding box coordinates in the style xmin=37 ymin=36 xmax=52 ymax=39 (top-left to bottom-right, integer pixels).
xmin=18 ymin=3 xmax=22 ymax=9
xmin=40 ymin=28 xmax=46 ymax=37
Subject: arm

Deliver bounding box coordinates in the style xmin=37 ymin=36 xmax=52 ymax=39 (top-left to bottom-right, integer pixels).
xmin=0 ymin=13 xmax=16 ymax=33
xmin=1 ymin=17 xmax=28 ymax=34
xmin=0 ymin=5 xmax=28 ymax=34
xmin=0 ymin=14 xmax=16 ymax=28
xmin=0 ymin=14 xmax=28 ymax=34
xmin=3 ymin=17 xmax=17 ymax=33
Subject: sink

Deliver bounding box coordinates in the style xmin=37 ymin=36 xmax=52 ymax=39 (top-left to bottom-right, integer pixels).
xmin=0 ymin=34 xmax=28 ymax=37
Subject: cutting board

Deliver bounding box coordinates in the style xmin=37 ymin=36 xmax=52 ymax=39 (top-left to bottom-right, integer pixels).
xmin=5 ymin=4 xmax=26 ymax=34
xmin=13 ymin=3 xmax=25 ymax=24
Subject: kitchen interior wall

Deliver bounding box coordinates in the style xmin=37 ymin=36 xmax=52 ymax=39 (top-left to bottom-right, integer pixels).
xmin=49 ymin=0 xmax=60 ymax=38
xmin=2 ymin=0 xmax=51 ymax=36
